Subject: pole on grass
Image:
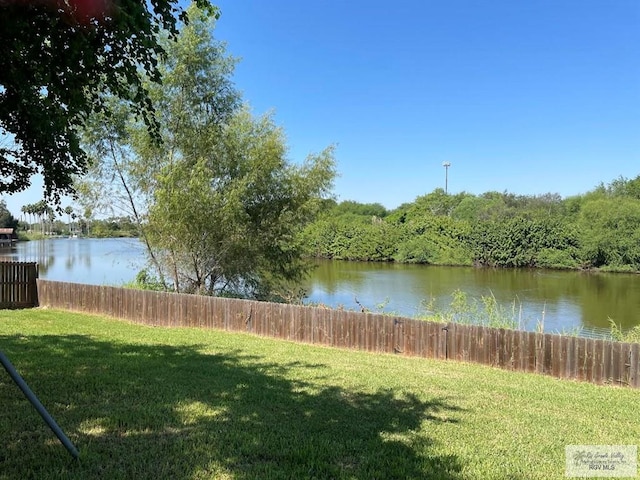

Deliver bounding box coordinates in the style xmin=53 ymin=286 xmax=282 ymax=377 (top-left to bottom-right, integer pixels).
xmin=0 ymin=350 xmax=79 ymax=459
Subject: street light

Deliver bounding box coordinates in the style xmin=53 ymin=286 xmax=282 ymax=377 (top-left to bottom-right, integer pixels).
xmin=442 ymin=162 xmax=451 ymax=194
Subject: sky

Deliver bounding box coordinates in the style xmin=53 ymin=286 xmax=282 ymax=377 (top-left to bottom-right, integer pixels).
xmin=3 ymin=0 xmax=640 ymax=216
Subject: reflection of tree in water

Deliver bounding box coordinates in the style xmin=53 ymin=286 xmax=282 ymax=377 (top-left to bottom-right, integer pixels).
xmin=12 ymin=239 xmax=96 ymax=278
xmin=0 ymin=245 xmax=18 ymax=262
xmin=64 ymin=239 xmax=91 ymax=271
xmin=308 ymin=259 xmax=369 ymax=295
xmin=15 ymin=240 xmax=56 ymax=275
xmin=577 ymin=273 xmax=640 ymax=330
xmin=64 ymin=254 xmax=75 ymax=270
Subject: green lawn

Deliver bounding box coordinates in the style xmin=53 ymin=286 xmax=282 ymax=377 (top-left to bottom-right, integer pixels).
xmin=0 ymin=309 xmax=638 ymax=480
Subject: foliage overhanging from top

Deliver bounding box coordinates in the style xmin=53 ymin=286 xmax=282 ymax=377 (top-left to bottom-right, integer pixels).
xmin=0 ymin=0 xmax=213 ymax=203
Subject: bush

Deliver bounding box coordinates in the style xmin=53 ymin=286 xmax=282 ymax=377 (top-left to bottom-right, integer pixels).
xmin=535 ymin=248 xmax=579 ymax=269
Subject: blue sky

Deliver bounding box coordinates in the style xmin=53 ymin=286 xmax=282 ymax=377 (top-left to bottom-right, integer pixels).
xmin=4 ymin=0 xmax=639 ymax=215
xmin=212 ymin=0 xmax=640 ymax=209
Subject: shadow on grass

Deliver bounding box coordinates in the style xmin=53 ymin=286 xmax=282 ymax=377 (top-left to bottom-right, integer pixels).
xmin=1 ymin=334 xmax=464 ymax=479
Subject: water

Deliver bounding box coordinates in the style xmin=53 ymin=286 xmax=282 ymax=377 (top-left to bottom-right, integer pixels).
xmin=303 ymin=260 xmax=640 ymax=335
xmin=0 ymin=238 xmax=145 ymax=286
xmin=3 ymin=238 xmax=639 ymax=335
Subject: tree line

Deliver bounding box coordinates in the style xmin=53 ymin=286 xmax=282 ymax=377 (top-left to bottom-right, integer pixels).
xmin=0 ymin=199 xmax=137 ymax=238
xmin=302 ymin=176 xmax=640 ymax=272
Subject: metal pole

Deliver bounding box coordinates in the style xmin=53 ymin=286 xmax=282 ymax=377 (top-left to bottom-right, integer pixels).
xmin=442 ymin=162 xmax=451 ymax=194
xmin=445 ymin=167 xmax=448 ymax=193
xmin=0 ymin=351 xmax=79 ymax=459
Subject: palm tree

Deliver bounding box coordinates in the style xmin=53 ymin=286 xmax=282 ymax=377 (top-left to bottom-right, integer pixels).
xmin=22 ymin=202 xmax=38 ymax=233
xmin=33 ymin=200 xmax=47 ymax=235
xmin=45 ymin=205 xmax=55 ymax=236
xmin=64 ymin=206 xmax=74 ymax=236
xmin=20 ymin=205 xmax=28 ymax=231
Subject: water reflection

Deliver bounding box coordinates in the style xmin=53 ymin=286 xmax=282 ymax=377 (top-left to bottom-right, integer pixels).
xmin=10 ymin=238 xmax=144 ymax=286
xmin=304 ymin=260 xmax=640 ymax=334
xmin=5 ymin=239 xmax=640 ymax=334
xmin=0 ymin=241 xmax=56 ymax=274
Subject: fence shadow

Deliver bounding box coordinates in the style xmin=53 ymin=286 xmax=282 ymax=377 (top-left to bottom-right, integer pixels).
xmin=1 ymin=334 xmax=464 ymax=479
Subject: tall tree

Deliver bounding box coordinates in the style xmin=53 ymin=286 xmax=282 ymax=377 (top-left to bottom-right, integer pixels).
xmin=64 ymin=206 xmax=74 ymax=235
xmin=20 ymin=204 xmax=28 ymax=231
xmin=0 ymin=199 xmax=18 ymax=229
xmin=146 ymin=111 xmax=335 ymax=297
xmin=80 ymin=6 xmax=336 ymax=299
xmin=78 ymin=5 xmax=239 ymax=287
xmin=0 ymin=0 xmax=213 ymax=203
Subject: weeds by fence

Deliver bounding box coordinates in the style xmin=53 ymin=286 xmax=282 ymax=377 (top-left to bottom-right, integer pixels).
xmin=36 ymin=279 xmax=640 ymax=388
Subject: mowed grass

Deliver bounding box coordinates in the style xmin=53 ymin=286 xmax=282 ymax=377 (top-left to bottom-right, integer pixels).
xmin=0 ymin=309 xmax=638 ymax=480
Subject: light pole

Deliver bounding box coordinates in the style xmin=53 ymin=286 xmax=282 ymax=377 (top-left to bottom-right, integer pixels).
xmin=442 ymin=162 xmax=451 ymax=194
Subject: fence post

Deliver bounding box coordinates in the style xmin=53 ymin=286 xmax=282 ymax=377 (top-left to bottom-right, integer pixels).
xmin=629 ymin=344 xmax=639 ymax=388
xmin=442 ymin=323 xmax=450 ymax=360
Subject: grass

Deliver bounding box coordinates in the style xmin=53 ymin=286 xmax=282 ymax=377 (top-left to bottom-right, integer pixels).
xmin=418 ymin=289 xmax=525 ymax=330
xmin=0 ymin=309 xmax=638 ymax=480
xmin=417 ymin=290 xmax=633 ymax=340
xmin=609 ymin=318 xmax=640 ymax=343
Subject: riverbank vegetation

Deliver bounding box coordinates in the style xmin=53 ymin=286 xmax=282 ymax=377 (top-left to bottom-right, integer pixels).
xmin=1 ymin=309 xmax=638 ymax=479
xmin=303 ymin=175 xmax=640 ymax=272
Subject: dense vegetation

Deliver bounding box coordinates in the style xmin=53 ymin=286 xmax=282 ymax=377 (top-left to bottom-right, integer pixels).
xmin=303 ymin=175 xmax=640 ymax=272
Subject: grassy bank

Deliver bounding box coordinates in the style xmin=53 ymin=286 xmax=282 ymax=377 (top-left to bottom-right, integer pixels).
xmin=0 ymin=309 xmax=638 ymax=479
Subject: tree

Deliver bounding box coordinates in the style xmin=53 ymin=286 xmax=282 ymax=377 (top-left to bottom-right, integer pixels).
xmin=0 ymin=0 xmax=213 ymax=203
xmin=577 ymin=197 xmax=640 ymax=269
xmin=64 ymin=206 xmax=74 ymax=235
xmin=20 ymin=204 xmax=29 ymax=231
xmin=0 ymin=199 xmax=18 ymax=229
xmin=21 ymin=203 xmax=34 ymax=231
xmin=78 ymin=5 xmax=239 ymax=287
xmin=332 ymin=201 xmax=388 ymax=218
xmin=146 ymin=112 xmax=335 ymax=297
xmin=80 ymin=7 xmax=336 ymax=299
xmin=23 ymin=202 xmax=41 ymax=233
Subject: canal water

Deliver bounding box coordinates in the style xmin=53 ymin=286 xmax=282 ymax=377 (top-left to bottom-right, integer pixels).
xmin=3 ymin=238 xmax=639 ymax=335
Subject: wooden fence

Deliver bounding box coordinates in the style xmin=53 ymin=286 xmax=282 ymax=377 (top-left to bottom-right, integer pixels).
xmin=0 ymin=262 xmax=38 ymax=309
xmin=36 ymin=279 xmax=640 ymax=388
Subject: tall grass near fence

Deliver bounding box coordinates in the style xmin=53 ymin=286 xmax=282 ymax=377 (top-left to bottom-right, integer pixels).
xmin=36 ymin=279 xmax=640 ymax=388
xmin=418 ymin=289 xmax=527 ymax=330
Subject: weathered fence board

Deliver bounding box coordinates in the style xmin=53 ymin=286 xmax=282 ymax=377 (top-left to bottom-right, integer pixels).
xmin=630 ymin=344 xmax=639 ymax=388
xmin=34 ymin=279 xmax=640 ymax=389
xmin=0 ymin=262 xmax=38 ymax=309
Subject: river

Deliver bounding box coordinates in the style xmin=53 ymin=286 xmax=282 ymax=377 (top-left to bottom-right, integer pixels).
xmin=3 ymin=237 xmax=639 ymax=335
